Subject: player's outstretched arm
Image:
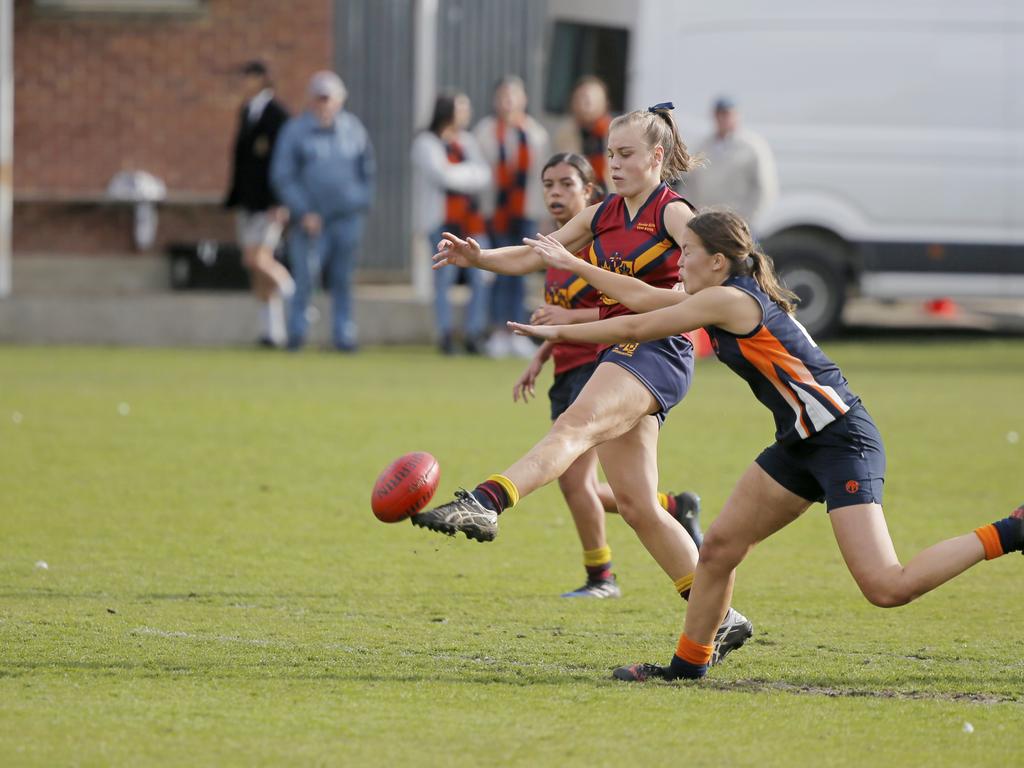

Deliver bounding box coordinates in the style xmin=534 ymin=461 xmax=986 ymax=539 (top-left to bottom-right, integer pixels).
xmin=510 ymin=288 xmax=735 ymax=345
xmin=433 ymin=204 xmax=598 ymax=276
xmin=525 ymin=232 xmax=684 ymax=313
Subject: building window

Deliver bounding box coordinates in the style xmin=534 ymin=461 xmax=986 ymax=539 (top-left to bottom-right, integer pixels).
xmin=34 ymin=0 xmax=203 ymax=13
xmin=544 ymin=20 xmax=629 ymax=115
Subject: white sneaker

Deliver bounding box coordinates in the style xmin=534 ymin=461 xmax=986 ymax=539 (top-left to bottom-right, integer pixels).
xmin=510 ymin=333 xmax=537 ymax=359
xmin=484 ymin=331 xmax=512 ymax=359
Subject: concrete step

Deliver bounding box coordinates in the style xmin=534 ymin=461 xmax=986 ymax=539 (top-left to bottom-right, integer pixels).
xmin=0 ymin=285 xmax=456 ymax=347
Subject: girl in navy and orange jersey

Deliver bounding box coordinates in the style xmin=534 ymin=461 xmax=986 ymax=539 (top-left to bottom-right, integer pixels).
xmin=514 ymin=209 xmax=1023 ymax=682
xmin=414 ymin=105 xmax=754 ymax=661
xmin=511 ymin=153 xmax=703 ymax=599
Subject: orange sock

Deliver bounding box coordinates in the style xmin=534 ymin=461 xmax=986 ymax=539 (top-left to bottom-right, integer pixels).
xmin=974 ymin=524 xmax=1004 ymax=560
xmin=675 ymin=633 xmax=713 ymax=666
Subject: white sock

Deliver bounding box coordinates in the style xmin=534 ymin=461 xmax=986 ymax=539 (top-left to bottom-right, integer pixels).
xmin=267 ymin=296 xmax=286 ymax=345
xmin=278 ymin=274 xmax=295 ymax=299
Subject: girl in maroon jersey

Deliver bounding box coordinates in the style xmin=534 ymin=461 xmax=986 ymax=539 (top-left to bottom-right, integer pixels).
xmin=512 ymin=209 xmax=1023 ymax=681
xmin=512 ymin=152 xmax=703 ymax=598
xmin=413 ymin=105 xmax=753 ymax=661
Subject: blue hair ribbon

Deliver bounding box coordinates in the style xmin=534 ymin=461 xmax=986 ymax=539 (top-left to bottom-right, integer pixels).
xmin=647 ymin=101 xmax=674 ymax=112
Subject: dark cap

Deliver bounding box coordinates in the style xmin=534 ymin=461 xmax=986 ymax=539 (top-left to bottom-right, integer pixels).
xmin=241 ymin=60 xmax=269 ymax=77
xmin=713 ymin=96 xmax=736 ymax=113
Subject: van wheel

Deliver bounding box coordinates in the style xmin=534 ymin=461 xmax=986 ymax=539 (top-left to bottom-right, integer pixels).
xmin=767 ymin=235 xmax=848 ymax=339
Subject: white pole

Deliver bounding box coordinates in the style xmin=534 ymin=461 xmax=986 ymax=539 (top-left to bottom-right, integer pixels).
xmin=0 ymin=0 xmax=12 ymax=297
xmin=410 ymin=0 xmax=437 ymax=302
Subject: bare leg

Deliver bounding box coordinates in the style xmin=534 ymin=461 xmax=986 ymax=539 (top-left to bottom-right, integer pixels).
xmin=684 ymin=463 xmax=811 ymax=645
xmin=596 ymin=482 xmax=617 ymax=512
xmin=558 ymin=447 xmax=607 ymax=552
xmin=831 ymin=504 xmax=986 ymax=607
xmin=243 ymin=245 xmax=275 ymax=301
xmin=499 ymin=363 xmax=660 ymax=498
xmin=243 ymin=244 xmax=293 ymax=296
xmin=597 ymin=417 xmax=698 ymax=580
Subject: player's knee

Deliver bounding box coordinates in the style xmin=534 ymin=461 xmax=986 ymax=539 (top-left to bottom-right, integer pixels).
xmin=550 ymin=409 xmax=601 ymax=450
xmin=698 ymin=529 xmax=746 ymax=573
xmin=609 ymin=494 xmax=649 ymax=528
xmin=557 ymin=472 xmax=596 ymax=503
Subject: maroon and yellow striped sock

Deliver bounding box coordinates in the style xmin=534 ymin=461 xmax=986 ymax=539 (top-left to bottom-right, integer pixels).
xmin=471 ymin=474 xmax=520 ymax=514
xmin=583 ymin=545 xmax=613 ymax=582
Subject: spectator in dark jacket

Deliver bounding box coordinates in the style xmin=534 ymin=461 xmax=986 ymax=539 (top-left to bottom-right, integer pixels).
xmin=225 ymin=60 xmax=293 ymax=347
xmin=271 ymin=70 xmax=375 ymax=352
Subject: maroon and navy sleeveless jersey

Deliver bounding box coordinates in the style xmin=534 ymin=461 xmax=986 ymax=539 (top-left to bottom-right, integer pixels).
xmin=544 ymin=252 xmax=601 ymax=375
xmin=707 ymin=275 xmax=861 ymax=445
xmin=583 ymin=183 xmax=694 ymax=321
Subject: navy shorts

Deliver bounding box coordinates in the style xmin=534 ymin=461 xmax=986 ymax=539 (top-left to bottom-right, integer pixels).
xmin=549 ymin=361 xmax=599 ymax=421
xmin=755 ymin=404 xmax=886 ymax=511
xmin=599 ymin=335 xmax=694 ymax=424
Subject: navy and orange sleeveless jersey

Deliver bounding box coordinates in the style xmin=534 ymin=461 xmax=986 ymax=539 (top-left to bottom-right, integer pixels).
xmin=707 ymin=275 xmax=861 ymax=445
xmin=544 ymin=252 xmax=601 ymax=375
xmin=584 ymin=183 xmax=694 ymax=321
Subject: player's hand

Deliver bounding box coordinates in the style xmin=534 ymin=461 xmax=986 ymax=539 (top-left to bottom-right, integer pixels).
xmin=433 ymin=232 xmax=482 ymax=270
xmin=524 ymin=232 xmax=578 ymax=271
xmin=508 ymin=321 xmax=560 ymax=341
xmin=512 ymin=355 xmax=545 ymax=403
xmin=272 ymin=206 xmax=290 ymax=225
xmin=530 ymin=304 xmax=575 ymax=326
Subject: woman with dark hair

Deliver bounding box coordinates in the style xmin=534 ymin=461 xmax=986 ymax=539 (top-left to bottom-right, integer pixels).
xmin=513 ymin=152 xmax=703 ymax=598
xmin=512 ymin=208 xmax=1023 ymax=681
xmin=412 ymin=105 xmax=754 ymax=664
xmin=411 ymin=91 xmax=491 ymax=354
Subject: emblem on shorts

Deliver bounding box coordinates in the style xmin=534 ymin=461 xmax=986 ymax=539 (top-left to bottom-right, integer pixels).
xmin=845 ymin=480 xmax=860 ymax=494
xmin=613 ymin=342 xmax=639 ymax=357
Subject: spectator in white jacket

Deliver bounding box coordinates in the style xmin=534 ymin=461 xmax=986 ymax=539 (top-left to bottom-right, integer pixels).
xmin=680 ymin=97 xmax=778 ymax=230
xmin=411 ymin=91 xmax=492 ymax=354
xmin=473 ymin=75 xmax=549 ymax=358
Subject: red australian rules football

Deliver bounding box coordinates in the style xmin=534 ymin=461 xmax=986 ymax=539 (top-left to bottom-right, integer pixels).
xmin=371 ymin=452 xmax=440 ymax=523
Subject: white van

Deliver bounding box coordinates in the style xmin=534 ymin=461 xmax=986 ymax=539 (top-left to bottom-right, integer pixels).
xmin=544 ymin=0 xmax=1024 ymax=336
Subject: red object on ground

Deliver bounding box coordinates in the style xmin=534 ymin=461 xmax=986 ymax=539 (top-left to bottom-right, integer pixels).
xmin=924 ymin=298 xmax=958 ymax=316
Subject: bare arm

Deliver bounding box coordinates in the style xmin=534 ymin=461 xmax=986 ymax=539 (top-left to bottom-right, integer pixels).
xmin=433 ymin=203 xmax=599 ymax=276
xmin=509 ymin=286 xmax=756 ymax=345
xmin=529 ymin=305 xmax=600 ymax=326
xmin=525 ymin=233 xmax=685 ymax=312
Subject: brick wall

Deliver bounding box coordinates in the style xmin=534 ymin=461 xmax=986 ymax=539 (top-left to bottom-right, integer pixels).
xmin=12 ymin=0 xmax=332 ymax=255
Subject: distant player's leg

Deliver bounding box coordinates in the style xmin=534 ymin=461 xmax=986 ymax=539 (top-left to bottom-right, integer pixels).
xmin=411 ymin=363 xmax=653 ymax=541
xmin=559 ymin=447 xmax=620 ymax=598
xmin=831 ymin=501 xmax=1024 ymax=608
xmin=596 ymin=417 xmax=698 ymax=581
xmin=596 ymin=481 xmax=704 ymax=549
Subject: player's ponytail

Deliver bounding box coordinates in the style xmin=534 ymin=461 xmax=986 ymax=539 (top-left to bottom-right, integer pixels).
xmin=687 ymin=210 xmax=800 ymax=314
xmin=609 ymin=103 xmax=703 ymax=183
xmin=747 ymin=246 xmax=799 ymax=315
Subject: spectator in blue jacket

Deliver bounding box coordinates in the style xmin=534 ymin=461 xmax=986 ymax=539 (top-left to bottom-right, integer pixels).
xmin=271 ymin=71 xmax=375 ymax=351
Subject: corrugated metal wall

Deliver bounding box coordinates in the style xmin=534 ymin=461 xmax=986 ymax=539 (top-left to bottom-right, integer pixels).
xmin=335 ymin=0 xmax=548 ymax=278
xmin=435 ymin=0 xmax=548 ymax=128
xmin=334 ymin=0 xmax=416 ymax=278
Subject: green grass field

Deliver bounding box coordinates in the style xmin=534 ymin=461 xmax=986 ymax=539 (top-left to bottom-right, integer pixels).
xmin=1 ymin=340 xmax=1022 ymax=766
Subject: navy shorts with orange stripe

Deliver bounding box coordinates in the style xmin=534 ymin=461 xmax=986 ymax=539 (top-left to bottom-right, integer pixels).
xmin=599 ymin=335 xmax=694 ymax=425
xmin=755 ymin=404 xmax=886 ymax=510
